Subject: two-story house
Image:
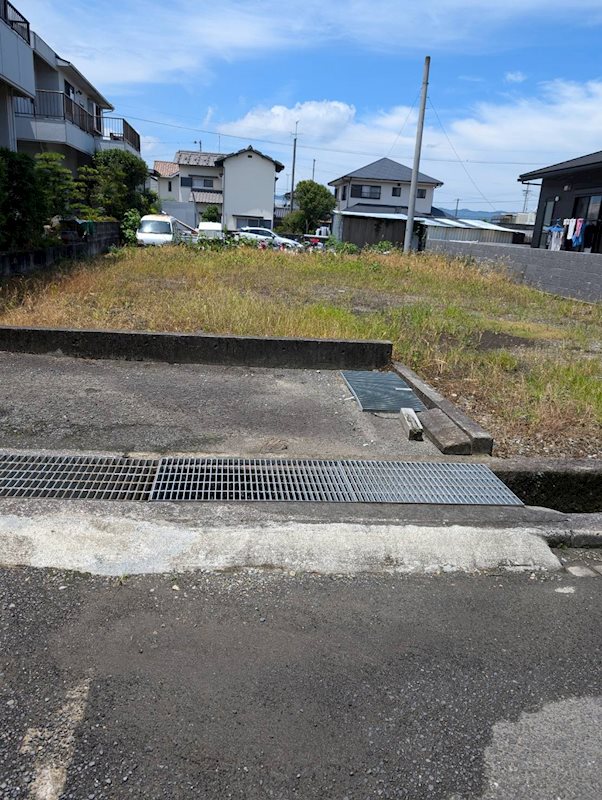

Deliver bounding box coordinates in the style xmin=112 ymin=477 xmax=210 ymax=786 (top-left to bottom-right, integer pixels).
xmin=0 ymin=2 xmax=141 ymax=171
xmin=329 ymin=157 xmax=444 ymax=246
xmin=154 ymin=146 xmax=284 ymax=230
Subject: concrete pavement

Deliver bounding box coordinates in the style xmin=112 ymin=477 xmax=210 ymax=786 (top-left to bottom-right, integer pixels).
xmin=0 ymin=353 xmax=439 ymax=459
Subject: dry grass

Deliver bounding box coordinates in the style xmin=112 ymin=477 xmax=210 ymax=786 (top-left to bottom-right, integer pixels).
xmin=1 ymin=245 xmax=600 ymax=458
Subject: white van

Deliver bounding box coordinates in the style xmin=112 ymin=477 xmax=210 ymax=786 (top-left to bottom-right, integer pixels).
xmin=196 ymin=221 xmax=224 ymax=240
xmin=136 ymin=215 xmax=180 ymax=246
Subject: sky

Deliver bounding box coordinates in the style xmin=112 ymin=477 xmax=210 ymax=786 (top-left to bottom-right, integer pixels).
xmin=16 ymin=0 xmax=602 ymax=211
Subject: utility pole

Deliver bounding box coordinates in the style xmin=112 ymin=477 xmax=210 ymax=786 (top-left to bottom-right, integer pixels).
xmin=454 ymin=198 xmax=460 ymax=218
xmin=290 ymin=121 xmax=299 ymax=212
xmin=403 ymin=56 xmax=430 ymax=253
xmin=194 ymin=139 xmax=202 ymax=152
xmin=312 ymin=158 xmax=316 ymax=181
xmin=522 ymin=186 xmax=530 ymax=213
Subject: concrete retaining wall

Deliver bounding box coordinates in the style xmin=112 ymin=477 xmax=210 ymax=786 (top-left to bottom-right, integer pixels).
xmin=425 ymin=240 xmax=602 ymax=302
xmin=0 ymin=325 xmax=392 ymax=369
xmin=0 ymin=222 xmax=120 ymax=278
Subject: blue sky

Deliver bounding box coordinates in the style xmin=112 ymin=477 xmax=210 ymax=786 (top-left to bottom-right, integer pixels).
xmin=16 ymin=0 xmax=602 ymax=210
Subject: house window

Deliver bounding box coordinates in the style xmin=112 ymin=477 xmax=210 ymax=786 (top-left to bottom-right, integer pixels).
xmin=236 ymin=217 xmax=271 ymax=228
xmin=191 ymin=176 xmax=214 ymax=189
xmin=334 ymin=187 xmax=338 ymax=199
xmin=351 ymin=184 xmax=381 ymax=199
xmin=341 ymin=185 xmax=347 ymax=201
xmin=168 ymin=180 xmax=172 ymax=192
xmin=64 ymin=80 xmax=75 ymax=100
xmin=392 ymin=186 xmax=401 ymax=197
xmin=417 ymin=188 xmax=427 ymax=199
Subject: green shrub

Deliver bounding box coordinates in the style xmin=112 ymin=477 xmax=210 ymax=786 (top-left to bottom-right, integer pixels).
xmin=121 ymin=209 xmax=141 ymax=245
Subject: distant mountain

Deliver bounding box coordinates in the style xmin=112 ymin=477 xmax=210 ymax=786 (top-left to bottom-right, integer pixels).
xmin=439 ymin=208 xmax=510 ymax=221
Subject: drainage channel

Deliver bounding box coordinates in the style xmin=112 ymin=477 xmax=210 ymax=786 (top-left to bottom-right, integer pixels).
xmin=0 ymin=453 xmax=522 ymax=506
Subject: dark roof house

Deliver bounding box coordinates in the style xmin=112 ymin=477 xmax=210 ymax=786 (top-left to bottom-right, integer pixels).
xmin=519 ymin=150 xmax=602 ymax=252
xmin=330 ymin=157 xmax=443 ymax=186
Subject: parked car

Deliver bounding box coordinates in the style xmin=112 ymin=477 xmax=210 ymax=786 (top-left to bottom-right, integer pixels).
xmin=136 ymin=215 xmax=181 ymax=246
xmin=236 ymin=227 xmax=303 ymax=249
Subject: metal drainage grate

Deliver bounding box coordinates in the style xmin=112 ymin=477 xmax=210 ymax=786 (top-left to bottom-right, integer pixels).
xmin=150 ymin=458 xmax=522 ymax=506
xmin=341 ymin=370 xmax=427 ymax=413
xmin=0 ymin=453 xmax=157 ymax=500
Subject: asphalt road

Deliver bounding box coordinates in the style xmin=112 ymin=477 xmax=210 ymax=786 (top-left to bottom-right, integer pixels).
xmin=1 ymin=566 xmax=600 ymax=799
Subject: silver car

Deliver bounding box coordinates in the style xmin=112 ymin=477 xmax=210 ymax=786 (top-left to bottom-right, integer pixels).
xmin=236 ymin=227 xmax=303 ymax=249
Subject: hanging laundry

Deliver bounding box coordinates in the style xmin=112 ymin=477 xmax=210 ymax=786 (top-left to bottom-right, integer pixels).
xmin=545 ymin=223 xmax=564 ymax=251
xmin=572 ymin=219 xmax=585 ymax=248
xmin=567 ymin=218 xmax=577 ymax=240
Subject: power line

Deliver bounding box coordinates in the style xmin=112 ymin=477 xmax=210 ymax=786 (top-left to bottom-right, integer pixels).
xmin=427 ymin=98 xmax=496 ymax=211
xmin=127 ymin=113 xmax=546 ymax=167
xmin=386 ymin=92 xmax=419 ymax=157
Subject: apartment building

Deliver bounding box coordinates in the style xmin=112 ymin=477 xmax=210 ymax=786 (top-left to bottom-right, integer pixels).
xmin=0 ymin=2 xmax=140 ymax=171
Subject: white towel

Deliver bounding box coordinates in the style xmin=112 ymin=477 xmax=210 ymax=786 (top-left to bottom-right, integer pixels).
xmin=567 ymin=218 xmax=577 ymax=240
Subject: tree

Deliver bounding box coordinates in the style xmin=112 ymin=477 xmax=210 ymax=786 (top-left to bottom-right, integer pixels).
xmin=277 ymin=210 xmax=305 ymax=234
xmin=72 ymin=149 xmax=151 ymax=221
xmin=294 ymin=180 xmax=336 ymax=233
xmin=202 ymin=205 xmax=221 ymax=222
xmin=34 ymin=152 xmax=74 ymax=220
xmin=0 ymin=149 xmax=45 ymax=251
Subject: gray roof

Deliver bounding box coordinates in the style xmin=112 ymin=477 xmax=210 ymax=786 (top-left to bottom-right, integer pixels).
xmin=519 ymin=150 xmax=602 ymax=181
xmin=174 ymin=151 xmax=224 ymax=167
xmin=215 ymin=145 xmax=285 ymax=173
xmin=329 ymin=158 xmax=443 ymax=186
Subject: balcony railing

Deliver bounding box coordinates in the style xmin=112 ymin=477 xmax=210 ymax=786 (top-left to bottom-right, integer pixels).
xmin=102 ymin=117 xmax=141 ymax=153
xmin=14 ymin=90 xmax=141 ymax=152
xmin=1 ymin=1 xmax=30 ymax=43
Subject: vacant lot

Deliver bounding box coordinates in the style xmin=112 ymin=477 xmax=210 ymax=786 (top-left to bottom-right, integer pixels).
xmin=1 ymin=246 xmax=600 ymax=458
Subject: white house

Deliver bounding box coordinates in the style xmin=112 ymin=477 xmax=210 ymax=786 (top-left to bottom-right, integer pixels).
xmin=0 ymin=2 xmax=141 ymax=171
xmin=154 ymin=146 xmax=284 ymax=230
xmin=329 ymin=157 xmax=443 ymax=216
xmin=329 ymin=157 xmax=445 ymax=246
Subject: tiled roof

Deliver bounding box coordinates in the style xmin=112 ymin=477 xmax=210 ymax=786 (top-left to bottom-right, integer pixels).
xmin=191 ymin=190 xmax=223 ymax=204
xmin=215 ymin=145 xmax=285 ymax=172
xmin=174 ymin=151 xmax=224 ymax=167
xmin=154 ymin=161 xmax=179 ymax=177
xmin=329 ymin=157 xmax=443 ymax=186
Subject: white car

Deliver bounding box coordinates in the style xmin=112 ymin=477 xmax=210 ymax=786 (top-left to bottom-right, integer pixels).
xmin=236 ymin=227 xmax=303 ymax=249
xmin=136 ymin=215 xmax=181 ymax=246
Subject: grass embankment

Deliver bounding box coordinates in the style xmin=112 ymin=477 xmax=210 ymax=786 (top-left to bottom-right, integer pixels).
xmin=0 ymin=246 xmax=600 ymax=458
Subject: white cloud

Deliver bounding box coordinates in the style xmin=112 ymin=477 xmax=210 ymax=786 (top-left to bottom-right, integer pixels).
xmin=505 ymin=71 xmax=527 ymax=83
xmin=216 ymin=81 xmax=602 ymax=211
xmin=16 ymin=0 xmax=602 ymax=88
xmin=218 ymin=101 xmax=357 ymax=143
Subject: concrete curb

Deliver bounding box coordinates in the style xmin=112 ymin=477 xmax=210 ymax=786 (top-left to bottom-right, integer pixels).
xmin=0 ymin=325 xmax=392 ymax=370
xmin=393 ymin=362 xmax=494 ymax=455
xmin=0 ymin=512 xmax=562 ymax=575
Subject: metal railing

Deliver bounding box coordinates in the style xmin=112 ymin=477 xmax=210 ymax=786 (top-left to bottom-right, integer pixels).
xmin=1 ymin=1 xmax=30 ymax=43
xmin=102 ymin=117 xmax=141 ymax=153
xmin=14 ymin=90 xmax=141 ymax=152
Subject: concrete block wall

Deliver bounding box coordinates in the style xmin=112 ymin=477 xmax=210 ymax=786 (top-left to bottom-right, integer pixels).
xmin=0 ymin=222 xmax=120 ymax=278
xmin=425 ymin=240 xmax=602 ymax=303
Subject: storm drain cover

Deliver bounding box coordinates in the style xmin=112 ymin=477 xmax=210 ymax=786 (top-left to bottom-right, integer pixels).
xmin=341 ymin=370 xmax=427 ymax=413
xmin=150 ymin=458 xmax=522 ymax=506
xmin=0 ymin=453 xmax=157 ymax=500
